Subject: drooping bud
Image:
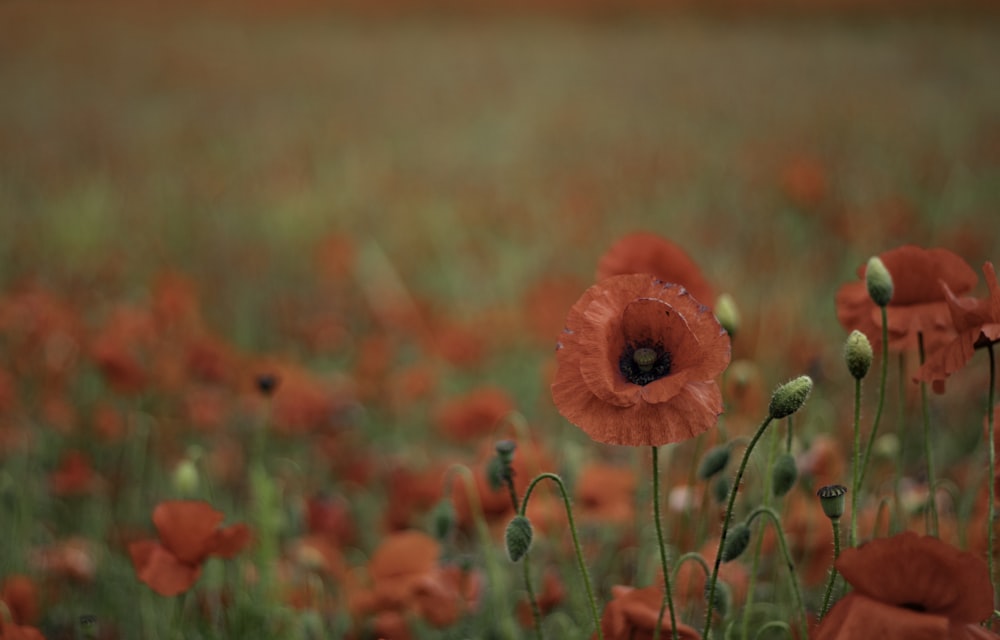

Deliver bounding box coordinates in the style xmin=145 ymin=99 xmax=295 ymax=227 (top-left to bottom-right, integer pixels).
xmin=771 ymin=452 xmax=798 ymax=498
xmin=817 ymin=484 xmax=848 ymax=520
xmin=844 ymin=330 xmax=873 ymax=380
xmin=505 ymin=515 xmax=533 ymax=562
xmin=721 ymin=523 xmax=751 ymax=562
xmin=697 ymin=445 xmax=731 ymax=480
xmin=714 ymin=293 xmax=740 ymax=338
xmin=865 ymin=256 xmax=894 ymax=307
xmin=768 ymin=376 xmax=813 ymax=420
xmin=430 ymin=498 xmax=457 ymax=542
xmin=712 ymin=476 xmax=731 ymax=505
xmin=705 ymin=580 xmax=731 ymax=619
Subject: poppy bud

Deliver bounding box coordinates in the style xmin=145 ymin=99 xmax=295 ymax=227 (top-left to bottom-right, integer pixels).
xmin=505 ymin=515 xmax=533 ymax=562
xmin=721 ymin=523 xmax=751 ymax=562
xmin=712 ymin=475 xmax=731 ymax=505
xmin=817 ymin=484 xmax=848 ymax=520
xmin=768 ymin=376 xmax=813 ymax=420
xmin=844 ymin=330 xmax=873 ymax=380
xmin=172 ymin=459 xmax=200 ymax=497
xmin=697 ymin=445 xmax=731 ymax=480
xmin=865 ymin=256 xmax=894 ymax=307
xmin=771 ymin=452 xmax=798 ymax=498
xmin=714 ymin=293 xmax=740 ymax=337
xmin=705 ymin=580 xmax=731 ymax=619
xmin=430 ymin=498 xmax=456 ymax=541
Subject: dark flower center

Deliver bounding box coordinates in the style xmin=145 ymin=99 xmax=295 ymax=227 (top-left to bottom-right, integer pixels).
xmin=619 ymin=342 xmax=672 ymax=386
xmin=900 ymin=602 xmax=928 ymax=613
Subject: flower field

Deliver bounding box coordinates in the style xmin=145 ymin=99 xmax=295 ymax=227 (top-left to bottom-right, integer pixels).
xmin=1 ymin=3 xmax=1000 ymax=638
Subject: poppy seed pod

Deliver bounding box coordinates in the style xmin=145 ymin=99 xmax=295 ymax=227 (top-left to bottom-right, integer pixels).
xmin=771 ymin=452 xmax=798 ymax=498
xmin=844 ymin=330 xmax=873 ymax=380
xmin=714 ymin=293 xmax=740 ymax=337
xmin=721 ymin=523 xmax=751 ymax=562
xmin=697 ymin=445 xmax=731 ymax=480
xmin=865 ymin=256 xmax=894 ymax=307
xmin=505 ymin=515 xmax=533 ymax=562
xmin=768 ymin=376 xmax=813 ymax=420
xmin=817 ymin=484 xmax=848 ymax=520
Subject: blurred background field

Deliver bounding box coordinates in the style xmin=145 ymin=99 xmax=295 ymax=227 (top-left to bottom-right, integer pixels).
xmin=1 ymin=1 xmax=1000 ymax=637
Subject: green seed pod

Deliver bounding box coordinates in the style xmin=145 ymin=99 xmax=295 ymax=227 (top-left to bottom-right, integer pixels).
xmin=486 ymin=456 xmax=506 ymax=492
xmin=721 ymin=523 xmax=751 ymax=562
xmin=712 ymin=475 xmax=731 ymax=505
xmin=714 ymin=293 xmax=741 ymax=338
xmin=865 ymin=256 xmax=894 ymax=307
xmin=771 ymin=452 xmax=798 ymax=498
xmin=495 ymin=439 xmax=517 ymax=466
xmin=697 ymin=445 xmax=731 ymax=480
xmin=505 ymin=515 xmax=533 ymax=562
xmin=768 ymin=376 xmax=814 ymax=420
xmin=817 ymin=484 xmax=848 ymax=520
xmin=844 ymin=330 xmax=874 ymax=380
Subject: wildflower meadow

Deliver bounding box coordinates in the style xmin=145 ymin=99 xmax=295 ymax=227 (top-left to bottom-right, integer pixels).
xmin=1 ymin=2 xmax=1000 ymax=639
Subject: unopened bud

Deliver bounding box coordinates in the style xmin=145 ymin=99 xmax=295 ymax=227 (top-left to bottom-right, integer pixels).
xmin=721 ymin=523 xmax=751 ymax=562
xmin=844 ymin=330 xmax=873 ymax=380
xmin=714 ymin=294 xmax=740 ymax=337
xmin=430 ymin=499 xmax=456 ymax=541
xmin=768 ymin=376 xmax=813 ymax=420
xmin=706 ymin=580 xmax=731 ymax=619
xmin=712 ymin=476 xmax=731 ymax=505
xmin=865 ymin=256 xmax=894 ymax=307
xmin=505 ymin=515 xmax=533 ymax=562
xmin=172 ymin=459 xmax=200 ymax=497
xmin=771 ymin=452 xmax=798 ymax=498
xmin=697 ymin=445 xmax=731 ymax=480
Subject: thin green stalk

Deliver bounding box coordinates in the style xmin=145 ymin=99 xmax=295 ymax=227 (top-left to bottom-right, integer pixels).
xmin=850 ymin=376 xmax=862 ymax=547
xmin=987 ymin=342 xmax=996 ymax=603
xmin=858 ymin=307 xmax=890 ymax=509
xmin=745 ymin=507 xmax=808 ymax=640
xmin=520 ymin=473 xmax=603 ymax=640
xmin=702 ymin=415 xmax=775 ymax=640
xmin=894 ymin=352 xmax=906 ymax=534
xmin=819 ymin=517 xmax=843 ymax=619
xmin=917 ymin=333 xmax=939 ymax=536
xmin=651 ymin=446 xmax=679 ymax=640
xmin=670 ymin=552 xmax=711 ymax=585
xmin=740 ymin=427 xmax=781 ymax=640
xmin=523 ymin=556 xmax=543 ymax=640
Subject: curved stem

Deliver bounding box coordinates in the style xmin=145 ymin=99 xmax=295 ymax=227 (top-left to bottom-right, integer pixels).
xmin=850 ymin=377 xmax=862 ymax=547
xmin=702 ymin=415 xmax=774 ymax=639
xmin=819 ymin=517 xmax=843 ymax=619
xmin=670 ymin=552 xmax=711 ymax=586
xmin=520 ymin=473 xmax=603 ymax=640
xmin=745 ymin=507 xmax=809 ymax=640
xmin=754 ymin=621 xmax=793 ymax=640
xmin=858 ymin=306 xmax=890 ymax=503
xmin=918 ymin=332 xmax=939 ymax=536
xmin=651 ymin=446 xmax=679 ymax=640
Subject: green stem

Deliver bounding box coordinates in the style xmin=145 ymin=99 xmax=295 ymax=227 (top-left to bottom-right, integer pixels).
xmin=988 ymin=342 xmax=996 ymax=605
xmin=670 ymin=552 xmax=711 ymax=586
xmin=523 ymin=556 xmax=543 ymax=640
xmin=754 ymin=622 xmax=793 ymax=639
xmin=858 ymin=306 xmax=889 ymax=508
xmin=917 ymin=333 xmax=939 ymax=536
xmin=819 ymin=517 xmax=843 ymax=619
xmin=520 ymin=473 xmax=603 ymax=640
xmin=702 ymin=415 xmax=774 ymax=640
xmin=850 ymin=376 xmax=862 ymax=547
xmin=745 ymin=507 xmax=809 ymax=640
xmin=651 ymin=446 xmax=679 ymax=640
xmin=740 ymin=427 xmax=781 ymax=640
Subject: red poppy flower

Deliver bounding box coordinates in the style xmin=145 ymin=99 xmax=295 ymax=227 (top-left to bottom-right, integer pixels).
xmin=815 ymin=532 xmax=995 ymax=640
xmin=0 ymin=575 xmax=38 ymax=626
xmin=551 ymin=274 xmax=730 ymax=447
xmin=129 ymin=501 xmax=251 ymax=597
xmin=835 ymin=246 xmax=978 ymax=354
xmin=916 ymin=262 xmax=1000 ymax=388
xmin=434 ymin=386 xmax=514 ymax=442
xmin=594 ymin=585 xmax=701 ymax=640
xmin=596 ymin=233 xmax=715 ymax=307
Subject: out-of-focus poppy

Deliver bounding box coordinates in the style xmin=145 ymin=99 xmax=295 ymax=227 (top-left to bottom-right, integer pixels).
xmin=835 ymin=246 xmax=978 ymax=355
xmin=434 ymin=386 xmax=514 ymax=442
xmin=551 ymin=274 xmax=730 ymax=447
xmin=0 ymin=575 xmax=38 ymax=626
xmin=596 ymin=233 xmax=715 ymax=307
xmin=594 ymin=585 xmax=701 ymax=640
xmin=575 ymin=463 xmax=637 ymax=526
xmin=49 ymin=450 xmax=101 ymax=497
xmin=916 ymin=262 xmax=1000 ymax=390
xmin=815 ymin=532 xmax=996 ymax=640
xmin=129 ymin=501 xmax=251 ymax=597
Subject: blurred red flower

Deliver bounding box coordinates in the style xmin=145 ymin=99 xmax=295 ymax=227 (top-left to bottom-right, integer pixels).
xmin=815 ymin=532 xmax=995 ymax=640
xmin=916 ymin=262 xmax=1000 ymax=390
xmin=129 ymin=501 xmax=251 ymax=597
xmin=596 ymin=232 xmax=715 ymax=307
xmin=0 ymin=575 xmax=38 ymax=627
xmin=594 ymin=585 xmax=701 ymax=640
xmin=835 ymin=245 xmax=977 ymax=355
xmin=434 ymin=386 xmax=514 ymax=442
xmin=551 ymin=274 xmax=730 ymax=447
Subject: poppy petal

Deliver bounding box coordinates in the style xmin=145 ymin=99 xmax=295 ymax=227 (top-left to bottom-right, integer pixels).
xmin=153 ymin=500 xmax=225 ymax=565
xmin=131 ymin=542 xmax=202 ymax=597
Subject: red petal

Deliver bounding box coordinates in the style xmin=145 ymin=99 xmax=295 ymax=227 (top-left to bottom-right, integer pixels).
xmin=132 ymin=542 xmax=202 ymax=597
xmin=153 ymin=500 xmax=224 ymax=565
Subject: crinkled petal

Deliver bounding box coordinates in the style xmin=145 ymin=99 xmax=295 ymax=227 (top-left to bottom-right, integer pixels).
xmin=153 ymin=500 xmax=225 ymax=565
xmin=815 ymin=593 xmax=948 ymax=640
xmin=130 ymin=541 xmax=201 ymax=597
